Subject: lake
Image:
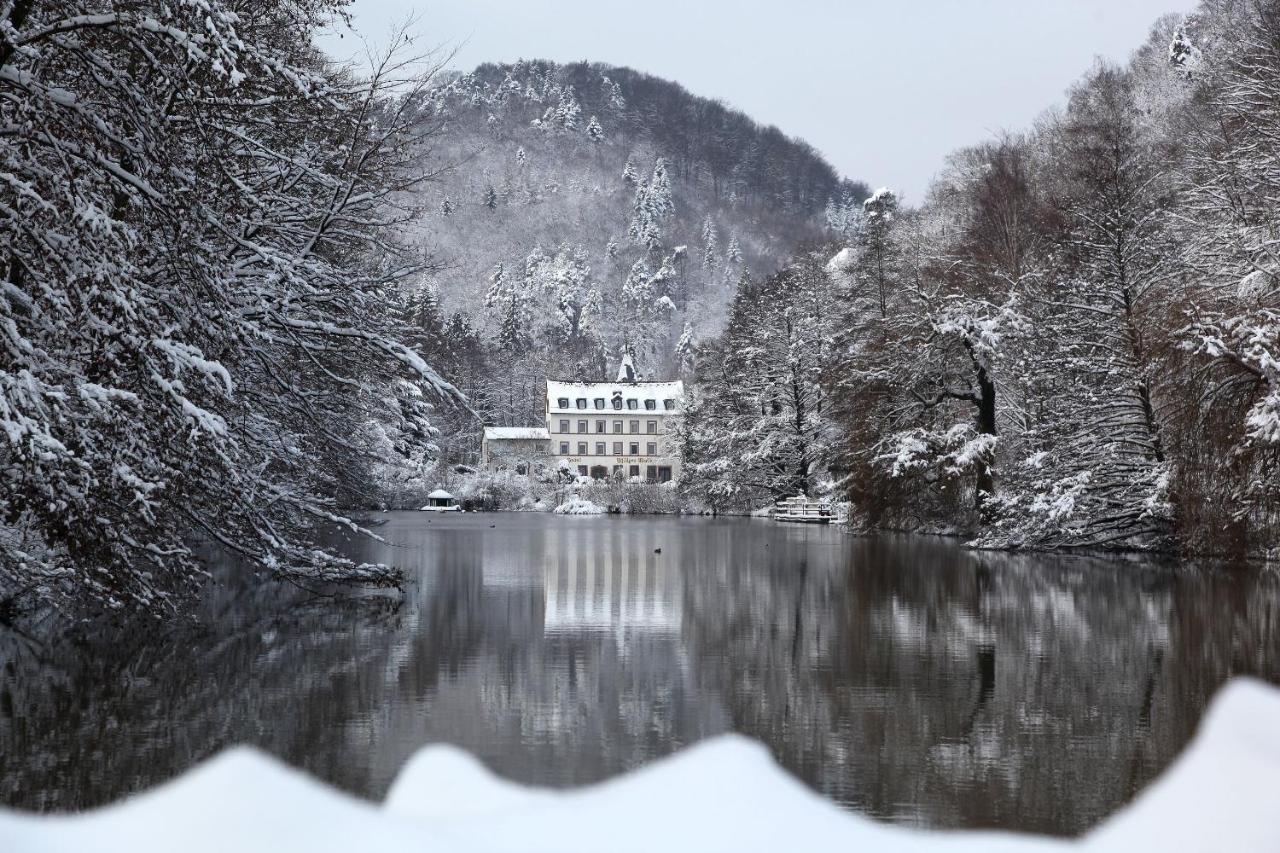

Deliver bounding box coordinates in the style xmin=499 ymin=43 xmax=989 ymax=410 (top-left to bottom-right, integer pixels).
xmin=1 ymin=513 xmax=1277 ymax=836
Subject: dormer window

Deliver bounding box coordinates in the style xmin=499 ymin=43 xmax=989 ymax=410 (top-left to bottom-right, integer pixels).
xmin=644 ymin=399 xmax=656 ymax=410
xmin=594 ymin=398 xmax=605 ymax=409
xmin=663 ymin=399 xmax=676 ymax=410
xmin=575 ymin=398 xmax=587 ymax=409
xmin=612 ymin=397 xmax=623 ymax=409
xmin=626 ymin=399 xmax=638 ymax=410
xmin=557 ymin=397 xmax=569 ymax=408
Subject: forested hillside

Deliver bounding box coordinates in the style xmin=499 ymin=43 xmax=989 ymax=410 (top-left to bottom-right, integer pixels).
xmin=397 ymin=60 xmax=866 ymax=435
xmin=9 ymin=0 xmax=1277 ymax=620
xmin=683 ymin=1 xmax=1280 ymax=560
xmin=0 ymin=4 xmax=867 ymax=614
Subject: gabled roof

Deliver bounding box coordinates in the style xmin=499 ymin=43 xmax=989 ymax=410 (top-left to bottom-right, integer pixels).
xmin=545 ymin=379 xmax=685 ymax=415
xmin=483 ymin=426 xmax=550 ymax=441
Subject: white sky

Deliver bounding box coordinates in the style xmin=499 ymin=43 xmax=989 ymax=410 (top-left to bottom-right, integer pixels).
xmin=318 ymin=0 xmax=1200 ymax=202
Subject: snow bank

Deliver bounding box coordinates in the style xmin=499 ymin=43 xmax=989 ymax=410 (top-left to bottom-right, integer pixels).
xmin=2 ymin=678 xmax=1279 ymax=852
xmin=552 ymin=495 xmax=607 ymax=515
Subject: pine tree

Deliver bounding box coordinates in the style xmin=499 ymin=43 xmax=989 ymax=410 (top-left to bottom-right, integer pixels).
xmin=675 ymin=322 xmax=697 ymax=375
xmin=554 ymin=85 xmax=581 ymax=131
xmin=586 ymin=115 xmax=604 ymax=144
xmin=726 ymin=234 xmax=743 ymax=265
xmin=483 ymin=185 xmax=498 ymax=210
xmin=485 ymin=263 xmax=530 ymax=355
xmin=701 ymin=217 xmax=720 ymax=269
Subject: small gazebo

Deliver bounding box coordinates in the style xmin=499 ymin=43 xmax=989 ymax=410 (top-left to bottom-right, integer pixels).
xmin=421 ymin=489 xmax=459 ymax=511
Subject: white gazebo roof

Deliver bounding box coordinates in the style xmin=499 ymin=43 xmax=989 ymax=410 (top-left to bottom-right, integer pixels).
xmin=426 ymin=489 xmax=454 ymax=500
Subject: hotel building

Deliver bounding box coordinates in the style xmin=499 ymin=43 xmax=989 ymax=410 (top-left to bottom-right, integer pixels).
xmin=545 ymin=357 xmax=684 ymax=483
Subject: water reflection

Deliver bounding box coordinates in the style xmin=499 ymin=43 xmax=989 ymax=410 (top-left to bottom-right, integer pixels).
xmin=1 ymin=515 xmax=1277 ymax=837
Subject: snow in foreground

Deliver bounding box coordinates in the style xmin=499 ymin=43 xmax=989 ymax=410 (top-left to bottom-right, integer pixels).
xmin=1 ymin=679 xmax=1278 ymax=852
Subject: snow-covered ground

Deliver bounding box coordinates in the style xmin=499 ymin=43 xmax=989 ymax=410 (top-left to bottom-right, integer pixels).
xmin=1 ymin=679 xmax=1277 ymax=852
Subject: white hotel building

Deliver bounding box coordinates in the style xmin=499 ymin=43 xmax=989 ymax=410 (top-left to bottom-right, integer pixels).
xmin=546 ymin=359 xmax=684 ymax=483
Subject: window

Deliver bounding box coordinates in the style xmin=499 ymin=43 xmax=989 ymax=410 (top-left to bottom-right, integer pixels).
xmin=578 ymin=465 xmax=588 ymax=476
xmin=644 ymin=399 xmax=656 ymax=410
xmin=595 ymin=420 xmax=605 ymax=433
xmin=590 ymin=465 xmax=608 ymax=480
xmin=612 ymin=420 xmax=623 ymax=433
xmin=613 ymin=441 xmax=623 ymax=455
xmin=557 ymin=397 xmax=569 ymax=408
xmin=611 ymin=396 xmax=623 ymax=410
xmin=594 ymin=398 xmax=605 ymax=409
xmin=560 ymin=442 xmax=569 ymax=454
xmin=629 ymin=442 xmax=639 ymax=455
xmin=629 ymin=420 xmax=639 ymax=433
xmin=657 ymin=466 xmax=672 ymax=483
xmin=559 ymin=419 xmax=569 ymax=433
xmin=575 ymin=398 xmax=587 ymax=409
xmin=646 ymin=465 xmax=657 ymax=482
xmin=613 ymin=465 xmax=624 ymax=479
xmin=577 ymin=420 xmax=588 ymax=433
xmin=626 ymin=398 xmax=638 ymax=410
xmin=646 ymin=442 xmax=657 ymax=456
xmin=629 ymin=465 xmax=640 ymax=478
xmin=577 ymin=442 xmax=588 ymax=455
xmin=663 ymin=399 xmax=676 ymax=410
xmin=646 ymin=420 xmax=657 ymax=434
xmin=595 ymin=442 xmax=606 ymax=455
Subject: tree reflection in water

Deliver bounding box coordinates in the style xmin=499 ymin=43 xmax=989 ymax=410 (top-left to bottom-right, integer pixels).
xmin=1 ymin=515 xmax=1277 ymax=837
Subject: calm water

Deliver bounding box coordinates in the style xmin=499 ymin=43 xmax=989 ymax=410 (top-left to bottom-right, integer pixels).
xmin=2 ymin=514 xmax=1278 ymax=835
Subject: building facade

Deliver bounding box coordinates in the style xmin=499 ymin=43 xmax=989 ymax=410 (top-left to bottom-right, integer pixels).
xmin=546 ymin=362 xmax=684 ymax=483
xmin=481 ymin=427 xmax=551 ymax=474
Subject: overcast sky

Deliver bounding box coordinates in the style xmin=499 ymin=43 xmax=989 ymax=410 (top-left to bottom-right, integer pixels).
xmin=319 ymin=0 xmax=1199 ymax=202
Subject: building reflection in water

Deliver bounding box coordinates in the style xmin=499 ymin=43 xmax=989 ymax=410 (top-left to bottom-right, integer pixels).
xmin=541 ymin=524 xmax=681 ymax=636
xmin=0 ymin=515 xmax=1277 ymax=840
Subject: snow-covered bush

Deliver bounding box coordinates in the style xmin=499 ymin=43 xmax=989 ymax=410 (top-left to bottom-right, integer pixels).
xmin=552 ymin=496 xmax=607 ymax=515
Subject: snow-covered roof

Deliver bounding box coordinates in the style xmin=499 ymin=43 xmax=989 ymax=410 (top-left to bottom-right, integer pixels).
xmin=426 ymin=489 xmax=454 ymax=500
xmin=546 ymin=379 xmax=684 ymax=415
xmin=483 ymin=427 xmax=550 ymax=441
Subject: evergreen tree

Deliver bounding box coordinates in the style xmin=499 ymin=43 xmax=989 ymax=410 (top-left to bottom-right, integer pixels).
xmin=701 ymin=217 xmax=720 ymax=269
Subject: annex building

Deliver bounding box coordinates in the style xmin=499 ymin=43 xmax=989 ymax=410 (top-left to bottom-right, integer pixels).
xmin=545 ymin=357 xmax=684 ymax=483
xmin=481 ymin=426 xmax=551 ymax=474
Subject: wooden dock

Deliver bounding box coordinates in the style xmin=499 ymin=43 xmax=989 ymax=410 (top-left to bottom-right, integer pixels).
xmin=773 ymin=496 xmax=834 ymax=524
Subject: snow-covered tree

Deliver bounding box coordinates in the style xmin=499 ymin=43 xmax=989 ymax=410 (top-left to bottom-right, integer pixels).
xmin=681 ymin=250 xmax=836 ymax=507
xmin=0 ymin=3 xmax=461 ymax=613
xmin=701 ymin=217 xmax=720 ymax=270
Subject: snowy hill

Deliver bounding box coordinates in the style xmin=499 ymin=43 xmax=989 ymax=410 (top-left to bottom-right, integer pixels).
xmin=403 ymin=59 xmax=868 ymax=381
